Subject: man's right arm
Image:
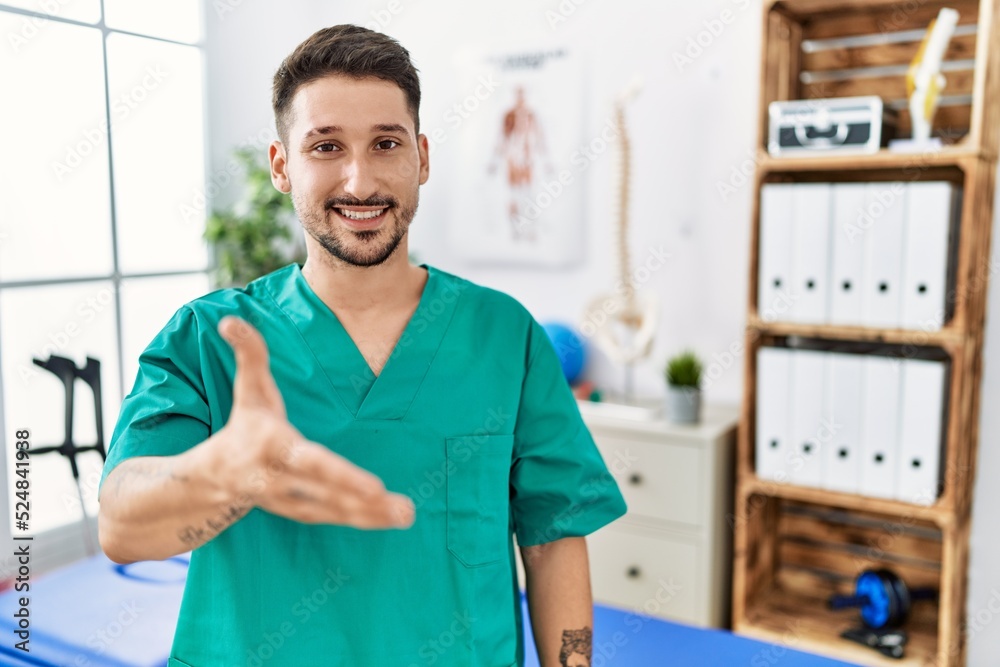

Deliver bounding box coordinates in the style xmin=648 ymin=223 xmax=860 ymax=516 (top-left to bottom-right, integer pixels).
xmin=98 ymin=434 xmax=243 ymax=564
xmin=97 ymin=316 xmax=415 ymax=564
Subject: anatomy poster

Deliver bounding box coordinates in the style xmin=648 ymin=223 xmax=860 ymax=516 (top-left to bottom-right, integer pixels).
xmin=449 ymin=46 xmax=585 ymax=266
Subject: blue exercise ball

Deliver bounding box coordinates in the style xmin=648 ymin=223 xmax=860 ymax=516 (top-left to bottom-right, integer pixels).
xmin=542 ymin=322 xmax=586 ymax=384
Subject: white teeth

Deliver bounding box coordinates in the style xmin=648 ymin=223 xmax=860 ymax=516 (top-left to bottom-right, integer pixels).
xmin=338 ymin=208 xmax=385 ymax=220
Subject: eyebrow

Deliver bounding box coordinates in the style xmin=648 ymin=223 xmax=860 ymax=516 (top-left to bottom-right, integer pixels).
xmin=372 ymin=123 xmax=408 ymax=134
xmin=302 ymin=123 xmax=410 ymax=141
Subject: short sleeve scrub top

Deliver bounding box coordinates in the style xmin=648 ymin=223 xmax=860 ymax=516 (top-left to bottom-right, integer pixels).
xmin=100 ymin=263 xmax=627 ymax=667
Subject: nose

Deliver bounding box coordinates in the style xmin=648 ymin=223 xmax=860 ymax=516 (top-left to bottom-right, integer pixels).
xmin=341 ymin=153 xmax=379 ymax=202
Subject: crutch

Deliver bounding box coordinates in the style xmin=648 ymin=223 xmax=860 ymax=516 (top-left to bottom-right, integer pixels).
xmin=31 ymin=355 xmax=106 ymax=555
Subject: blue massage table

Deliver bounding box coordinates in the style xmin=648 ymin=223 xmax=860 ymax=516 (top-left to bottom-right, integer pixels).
xmin=0 ymin=554 xmax=860 ymax=666
xmin=0 ymin=554 xmax=189 ymax=667
xmin=521 ymin=602 xmax=860 ymax=667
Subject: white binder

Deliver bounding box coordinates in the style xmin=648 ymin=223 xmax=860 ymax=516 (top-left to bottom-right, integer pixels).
xmin=896 ymin=359 xmax=947 ymax=505
xmin=829 ymin=184 xmax=869 ymax=326
xmin=859 ymin=355 xmax=902 ymax=498
xmin=824 ymin=353 xmax=864 ymax=495
xmin=901 ymin=182 xmax=956 ymax=331
xmin=862 ymin=182 xmax=907 ymax=328
xmin=788 ymin=349 xmax=827 ymax=487
xmin=756 ymin=347 xmax=793 ymax=483
xmin=758 ymin=184 xmax=794 ymax=323
xmin=789 ymin=184 xmax=833 ymax=324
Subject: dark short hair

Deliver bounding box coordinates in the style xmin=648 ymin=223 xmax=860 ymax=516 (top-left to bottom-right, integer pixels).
xmin=272 ymin=24 xmax=421 ymax=144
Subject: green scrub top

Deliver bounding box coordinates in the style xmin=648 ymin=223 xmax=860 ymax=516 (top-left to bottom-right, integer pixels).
xmin=99 ymin=263 xmax=627 ymax=667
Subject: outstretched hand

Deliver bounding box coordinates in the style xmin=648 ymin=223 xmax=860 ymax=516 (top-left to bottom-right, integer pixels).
xmin=216 ymin=316 xmax=415 ymax=529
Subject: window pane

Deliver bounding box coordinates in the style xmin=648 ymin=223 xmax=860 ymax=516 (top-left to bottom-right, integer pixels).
xmin=0 ymin=17 xmax=113 ymax=282
xmin=106 ymin=33 xmax=209 ymax=275
xmin=0 ymin=282 xmax=120 ymax=533
xmin=119 ymin=273 xmax=210 ymax=392
xmin=0 ymin=0 xmax=101 ymax=24
xmin=104 ymin=0 xmax=202 ymax=44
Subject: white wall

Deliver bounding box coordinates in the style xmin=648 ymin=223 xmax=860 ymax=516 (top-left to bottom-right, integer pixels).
xmin=347 ymin=0 xmax=759 ymax=406
xmin=204 ymin=1 xmax=1000 ymax=662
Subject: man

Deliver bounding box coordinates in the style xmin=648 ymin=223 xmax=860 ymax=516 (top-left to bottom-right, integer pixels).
xmin=98 ymin=25 xmax=626 ymax=667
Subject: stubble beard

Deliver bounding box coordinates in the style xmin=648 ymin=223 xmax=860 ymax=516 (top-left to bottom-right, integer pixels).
xmin=295 ymin=192 xmax=418 ymax=268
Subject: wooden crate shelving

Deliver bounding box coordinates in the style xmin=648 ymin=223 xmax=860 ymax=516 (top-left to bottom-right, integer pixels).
xmin=733 ymin=1 xmax=1000 ymax=665
xmin=737 ymin=495 xmax=943 ymax=665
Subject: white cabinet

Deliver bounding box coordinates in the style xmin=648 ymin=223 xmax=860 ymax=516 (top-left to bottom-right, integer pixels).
xmin=579 ymin=403 xmax=738 ymax=628
xmin=515 ymin=403 xmax=738 ymax=629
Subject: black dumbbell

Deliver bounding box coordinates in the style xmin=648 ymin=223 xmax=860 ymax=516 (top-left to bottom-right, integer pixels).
xmin=828 ymin=569 xmax=937 ymax=630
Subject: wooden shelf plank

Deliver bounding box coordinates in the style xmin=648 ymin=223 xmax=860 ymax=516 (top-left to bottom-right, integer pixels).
xmin=746 ymin=316 xmax=966 ymax=350
xmin=801 ymin=32 xmax=978 ymax=72
xmin=803 ymin=68 xmax=976 ymax=102
xmin=738 ymin=586 xmax=938 ymax=667
xmin=739 ymin=473 xmax=954 ymax=526
xmin=757 ymin=146 xmax=985 ymax=173
xmin=788 ymin=0 xmax=981 ymax=39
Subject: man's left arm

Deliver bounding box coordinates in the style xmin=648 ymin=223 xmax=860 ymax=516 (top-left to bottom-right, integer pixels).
xmin=521 ymin=536 xmax=593 ymax=667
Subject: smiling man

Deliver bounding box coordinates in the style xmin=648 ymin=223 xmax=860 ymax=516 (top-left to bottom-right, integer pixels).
xmin=97 ymin=25 xmax=625 ymax=667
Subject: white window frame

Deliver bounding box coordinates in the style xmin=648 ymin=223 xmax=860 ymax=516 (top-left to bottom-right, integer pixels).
xmin=0 ymin=0 xmax=211 ymax=576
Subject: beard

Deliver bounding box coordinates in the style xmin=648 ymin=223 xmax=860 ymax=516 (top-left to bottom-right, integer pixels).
xmin=294 ymin=191 xmax=418 ymax=268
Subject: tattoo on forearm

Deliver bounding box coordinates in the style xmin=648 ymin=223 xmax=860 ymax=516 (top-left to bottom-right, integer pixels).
xmin=177 ymin=499 xmax=252 ymax=548
xmin=559 ymin=626 xmax=592 ymax=667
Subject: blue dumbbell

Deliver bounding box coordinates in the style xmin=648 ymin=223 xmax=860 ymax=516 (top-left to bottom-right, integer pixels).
xmin=828 ymin=570 xmax=937 ymax=630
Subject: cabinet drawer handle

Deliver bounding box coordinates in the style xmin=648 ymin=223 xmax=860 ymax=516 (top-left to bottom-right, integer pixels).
xmin=626 ymin=566 xmax=642 ymax=579
xmin=628 ymin=473 xmax=643 ymax=486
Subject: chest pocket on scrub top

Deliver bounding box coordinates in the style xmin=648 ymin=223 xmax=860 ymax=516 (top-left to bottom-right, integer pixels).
xmin=445 ymin=434 xmax=515 ymax=567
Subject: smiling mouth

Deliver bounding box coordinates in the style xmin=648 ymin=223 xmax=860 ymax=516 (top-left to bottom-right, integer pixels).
xmin=336 ymin=207 xmax=389 ymax=221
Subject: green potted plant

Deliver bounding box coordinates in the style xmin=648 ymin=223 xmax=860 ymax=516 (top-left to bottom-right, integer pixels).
xmin=664 ymin=350 xmax=703 ymax=424
xmin=204 ymin=147 xmax=305 ymax=288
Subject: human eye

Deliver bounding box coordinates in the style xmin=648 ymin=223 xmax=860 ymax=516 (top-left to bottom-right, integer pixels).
xmin=315 ymin=142 xmax=339 ymax=153
xmin=374 ymin=139 xmax=400 ymax=151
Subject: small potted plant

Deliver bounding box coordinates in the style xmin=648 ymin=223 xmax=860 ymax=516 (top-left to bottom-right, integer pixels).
xmin=204 ymin=147 xmax=305 ymax=288
xmin=664 ymin=350 xmax=703 ymax=424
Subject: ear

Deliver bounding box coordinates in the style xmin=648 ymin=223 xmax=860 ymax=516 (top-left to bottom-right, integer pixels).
xmin=269 ymin=141 xmax=291 ymax=194
xmin=417 ymin=133 xmax=430 ymax=186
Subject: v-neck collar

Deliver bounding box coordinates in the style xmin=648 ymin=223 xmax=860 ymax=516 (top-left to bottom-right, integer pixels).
xmin=264 ymin=262 xmax=458 ymax=421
